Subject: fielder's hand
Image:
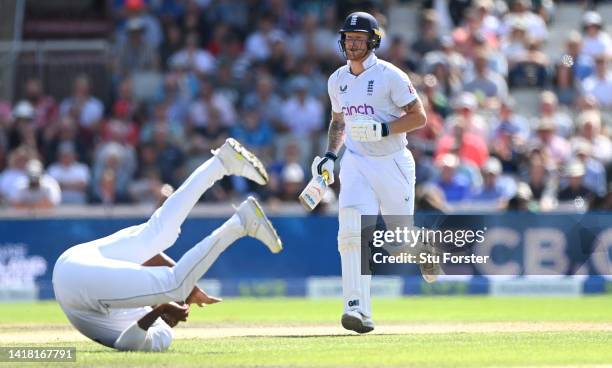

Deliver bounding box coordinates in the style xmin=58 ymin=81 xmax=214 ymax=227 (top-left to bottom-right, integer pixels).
xmin=311 ymin=152 xmax=337 ymax=185
xmin=348 ymin=119 xmax=390 ymax=142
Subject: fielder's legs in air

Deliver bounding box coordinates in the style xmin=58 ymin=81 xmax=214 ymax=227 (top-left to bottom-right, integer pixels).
xmin=52 ymin=138 xmax=282 ymax=351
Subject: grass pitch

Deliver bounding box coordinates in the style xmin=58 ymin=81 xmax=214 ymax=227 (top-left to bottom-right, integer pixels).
xmin=1 ymin=296 xmax=612 ymax=367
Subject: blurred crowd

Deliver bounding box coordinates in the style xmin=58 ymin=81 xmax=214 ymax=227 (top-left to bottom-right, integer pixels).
xmin=0 ymin=0 xmax=611 ymax=212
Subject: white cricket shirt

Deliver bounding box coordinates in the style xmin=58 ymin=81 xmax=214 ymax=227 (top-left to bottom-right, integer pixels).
xmin=328 ymin=52 xmax=417 ymax=157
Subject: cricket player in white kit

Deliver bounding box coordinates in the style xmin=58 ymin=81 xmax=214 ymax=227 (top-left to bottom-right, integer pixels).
xmin=312 ymin=12 xmax=437 ymax=334
xmin=53 ymin=138 xmax=282 ymax=351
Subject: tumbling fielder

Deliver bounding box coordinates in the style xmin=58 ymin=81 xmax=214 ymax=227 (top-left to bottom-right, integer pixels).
xmin=53 ymin=139 xmax=282 ymax=351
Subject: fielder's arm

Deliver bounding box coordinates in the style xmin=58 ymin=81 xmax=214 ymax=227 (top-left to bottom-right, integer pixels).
xmin=326 ymin=111 xmax=346 ymax=155
xmin=114 ymin=302 xmax=187 ymax=352
xmin=387 ymin=98 xmax=427 ymax=134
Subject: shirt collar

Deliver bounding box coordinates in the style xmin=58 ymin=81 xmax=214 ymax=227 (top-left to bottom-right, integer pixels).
xmin=347 ymin=52 xmax=378 ymax=70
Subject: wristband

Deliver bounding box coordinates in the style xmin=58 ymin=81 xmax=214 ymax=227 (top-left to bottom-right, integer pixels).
xmin=381 ymin=123 xmax=390 ymax=137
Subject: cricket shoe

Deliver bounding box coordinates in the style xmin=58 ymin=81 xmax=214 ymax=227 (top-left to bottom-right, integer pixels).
xmin=419 ymin=243 xmax=443 ymax=284
xmin=341 ymin=310 xmax=375 ymax=334
xmin=235 ymin=196 xmax=283 ymax=254
xmin=213 ymin=138 xmax=269 ymax=185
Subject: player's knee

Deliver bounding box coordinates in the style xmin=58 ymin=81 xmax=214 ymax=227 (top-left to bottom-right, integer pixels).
xmin=338 ymin=207 xmax=361 ymax=252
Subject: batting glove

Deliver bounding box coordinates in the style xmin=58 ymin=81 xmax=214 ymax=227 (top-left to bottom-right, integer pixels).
xmin=311 ymin=152 xmax=337 ymax=185
xmin=348 ymin=119 xmax=390 ymax=142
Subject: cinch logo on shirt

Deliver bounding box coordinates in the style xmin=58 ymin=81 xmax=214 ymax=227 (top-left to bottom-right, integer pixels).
xmin=342 ymin=103 xmax=374 ymax=116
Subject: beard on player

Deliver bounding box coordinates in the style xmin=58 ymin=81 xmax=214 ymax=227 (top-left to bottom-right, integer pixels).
xmin=344 ymin=39 xmax=370 ymax=61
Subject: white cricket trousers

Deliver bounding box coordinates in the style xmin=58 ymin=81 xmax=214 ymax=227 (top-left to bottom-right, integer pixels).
xmin=53 ymin=156 xmax=243 ymax=313
xmin=337 ymin=147 xmax=416 ymax=317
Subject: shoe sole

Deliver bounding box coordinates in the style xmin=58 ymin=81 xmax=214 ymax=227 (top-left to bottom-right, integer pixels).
xmin=247 ymin=196 xmax=283 ymax=254
xmin=341 ymin=314 xmax=374 ymax=334
xmin=226 ymin=138 xmax=269 ymax=184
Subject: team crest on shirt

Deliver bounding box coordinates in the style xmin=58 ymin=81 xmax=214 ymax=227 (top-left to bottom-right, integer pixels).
xmin=339 ymin=85 xmax=348 ymax=94
xmin=367 ymin=80 xmax=374 ymax=95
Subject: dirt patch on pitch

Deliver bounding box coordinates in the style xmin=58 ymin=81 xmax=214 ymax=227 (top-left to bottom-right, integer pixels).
xmin=2 ymin=322 xmax=612 ymax=343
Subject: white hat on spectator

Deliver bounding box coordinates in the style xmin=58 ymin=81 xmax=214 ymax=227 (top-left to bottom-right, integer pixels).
xmin=564 ymin=160 xmax=586 ymax=177
xmin=13 ymin=100 xmax=34 ymax=120
xmin=582 ymin=11 xmax=603 ymax=28
xmin=578 ymin=110 xmax=601 ymax=129
xmin=483 ymin=157 xmax=502 ymax=175
xmin=282 ymin=162 xmax=305 ymax=183
xmin=453 ymin=92 xmax=478 ymax=111
xmin=26 ymin=159 xmax=43 ymax=179
xmin=126 ymin=17 xmax=145 ymax=32
xmin=439 ymin=153 xmax=460 ymax=169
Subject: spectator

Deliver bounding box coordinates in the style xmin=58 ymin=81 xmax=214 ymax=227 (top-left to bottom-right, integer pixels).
xmin=128 ymin=168 xmax=166 ymax=204
xmin=140 ymin=103 xmax=184 ymax=144
xmin=581 ymin=54 xmax=612 ymax=109
xmin=169 ymin=32 xmax=216 ymax=76
xmin=231 ymin=106 xmax=275 ymax=163
xmin=280 ymin=76 xmax=324 ymax=136
xmin=508 ymin=37 xmax=549 ymax=88
xmin=9 ymin=159 xmax=60 ymax=210
xmin=385 ymin=35 xmax=419 ymax=74
xmin=116 ymin=0 xmax=163 ymax=50
xmin=506 ymin=181 xmax=536 ymax=212
xmin=115 ymin=17 xmax=160 ymax=78
xmin=112 ymin=78 xmax=139 ymax=123
xmin=59 ymin=75 xmax=104 ymax=137
xmin=489 ymin=98 xmax=529 ymax=173
xmin=47 ymin=142 xmax=90 ymax=204
xmin=267 ymin=139 xmax=304 ymax=201
xmin=91 ymin=168 xmax=125 ymax=205
xmin=446 ymin=92 xmax=489 ymax=138
xmin=463 ymin=49 xmax=508 ymax=108
xmin=563 ymin=31 xmax=594 ymax=81
xmin=553 ymin=60 xmax=579 ymax=107
xmin=572 ymin=110 xmax=612 ymax=164
xmin=92 ymin=142 xmax=136 ymax=201
xmin=470 ymin=157 xmax=516 ymax=204
xmin=501 ymin=0 xmax=548 ymax=43
xmin=245 ymin=14 xmax=286 ymax=61
xmin=188 ymin=79 xmax=236 ymax=128
xmin=539 ymin=91 xmax=573 ymax=138
xmin=8 ymin=101 xmax=40 ymax=152
xmin=557 ymin=160 xmax=595 ymax=203
xmin=288 ymin=12 xmax=338 ymax=61
xmin=279 ymin=162 xmax=305 ymax=202
xmin=242 ymin=75 xmax=284 ymax=129
xmin=530 ymin=118 xmax=571 ymax=166
xmin=412 ymin=10 xmax=441 ymax=61
xmin=432 ymin=153 xmax=471 ymax=203
xmin=523 ymin=152 xmax=557 ymax=208
xmin=150 ymin=123 xmax=185 ymax=187
xmin=42 ymin=116 xmax=88 ymax=166
xmin=23 ymin=78 xmax=58 ymax=129
xmin=501 ymin=19 xmax=529 ymax=67
xmin=571 ymin=138 xmax=607 ymax=197
xmin=580 ymin=11 xmax=612 ymax=60
xmin=436 ymin=112 xmax=489 ymax=169
xmin=0 ymin=146 xmax=36 ymax=203
xmin=159 ymin=23 xmax=184 ymax=71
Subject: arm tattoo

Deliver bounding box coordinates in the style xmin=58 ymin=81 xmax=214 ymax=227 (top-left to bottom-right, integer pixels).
xmin=401 ymin=99 xmax=420 ymax=113
xmin=326 ymin=116 xmax=345 ymax=153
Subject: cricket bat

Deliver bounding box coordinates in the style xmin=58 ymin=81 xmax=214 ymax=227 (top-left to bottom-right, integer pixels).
xmin=299 ymin=171 xmax=329 ymax=211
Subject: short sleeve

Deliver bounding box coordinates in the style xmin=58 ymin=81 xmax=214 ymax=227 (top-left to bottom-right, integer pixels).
xmin=327 ymin=73 xmax=342 ymax=113
xmin=388 ymin=68 xmax=417 ymax=108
